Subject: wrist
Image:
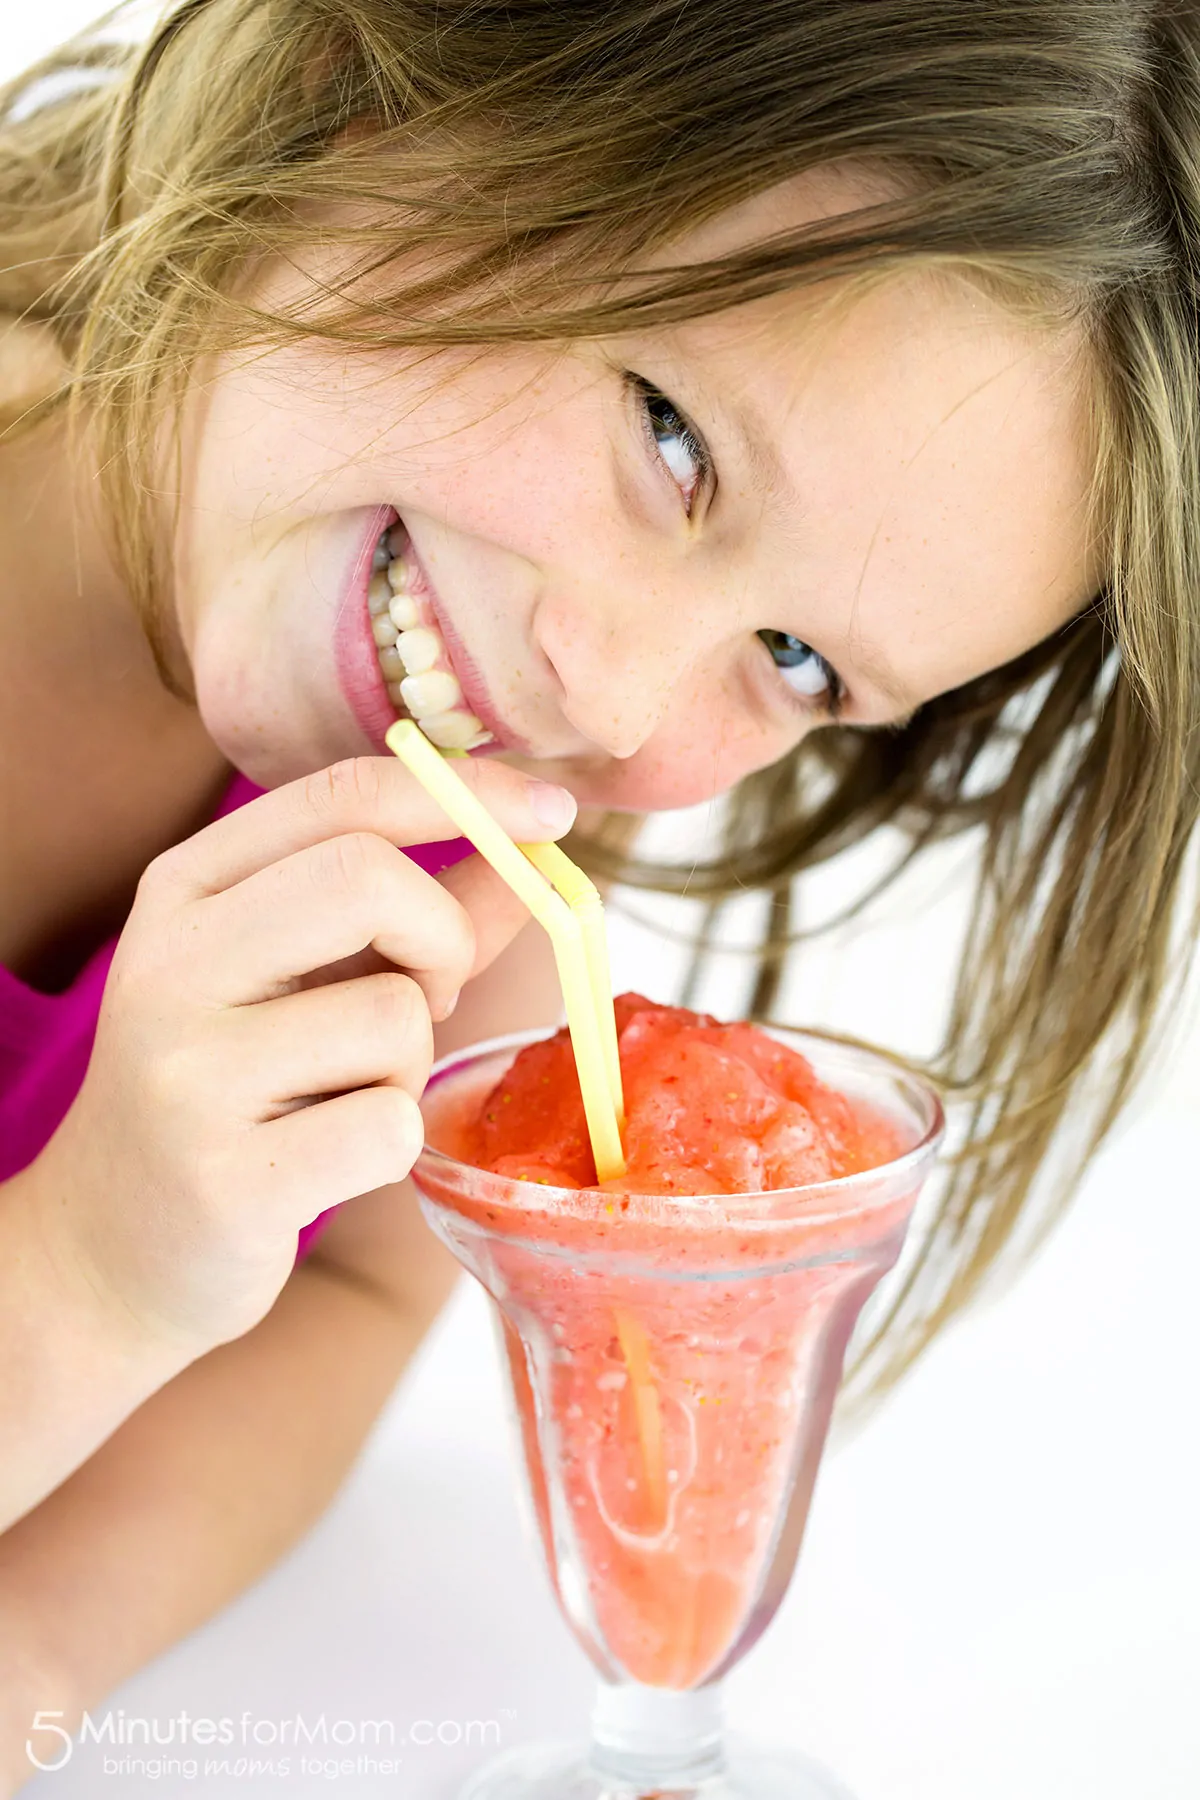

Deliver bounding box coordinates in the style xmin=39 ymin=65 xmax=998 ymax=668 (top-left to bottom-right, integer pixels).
xmin=0 ymin=1160 xmax=200 ymax=1532
xmin=6 ymin=1153 xmax=198 ymax=1393
xmin=0 ymin=1615 xmax=80 ymax=1798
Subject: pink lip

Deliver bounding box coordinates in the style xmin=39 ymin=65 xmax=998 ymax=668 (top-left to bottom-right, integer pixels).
xmin=415 ymin=562 xmax=535 ymax=758
xmin=333 ymin=507 xmax=534 ymax=759
xmin=333 ymin=506 xmax=402 ymax=753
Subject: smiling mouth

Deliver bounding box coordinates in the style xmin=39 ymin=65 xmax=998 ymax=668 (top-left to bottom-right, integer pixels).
xmin=368 ymin=520 xmax=495 ymax=752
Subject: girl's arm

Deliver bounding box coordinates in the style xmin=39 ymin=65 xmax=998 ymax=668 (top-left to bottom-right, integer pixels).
xmin=0 ymin=1169 xmax=195 ymax=1531
xmin=0 ymin=760 xmax=572 ymax=1533
xmin=0 ymin=922 xmax=563 ymax=1798
xmin=0 ymin=1187 xmax=451 ymax=1796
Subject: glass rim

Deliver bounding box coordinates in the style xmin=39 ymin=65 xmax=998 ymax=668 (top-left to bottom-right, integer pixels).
xmin=417 ymin=1020 xmax=946 ymax=1219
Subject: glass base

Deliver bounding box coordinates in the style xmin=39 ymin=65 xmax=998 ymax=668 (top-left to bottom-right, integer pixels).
xmin=459 ymin=1739 xmax=857 ymax=1799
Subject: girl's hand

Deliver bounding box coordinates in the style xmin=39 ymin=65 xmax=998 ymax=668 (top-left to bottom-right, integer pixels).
xmin=23 ymin=755 xmax=576 ymax=1358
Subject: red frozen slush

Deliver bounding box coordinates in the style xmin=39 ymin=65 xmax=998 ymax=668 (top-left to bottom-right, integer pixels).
xmin=421 ymin=996 xmax=914 ymax=1687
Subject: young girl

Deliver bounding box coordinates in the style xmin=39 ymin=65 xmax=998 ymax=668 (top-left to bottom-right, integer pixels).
xmin=2 ymin=0 xmax=1197 ymax=1784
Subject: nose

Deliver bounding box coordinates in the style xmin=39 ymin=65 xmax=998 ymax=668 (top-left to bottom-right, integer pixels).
xmin=535 ymin=582 xmax=719 ymax=761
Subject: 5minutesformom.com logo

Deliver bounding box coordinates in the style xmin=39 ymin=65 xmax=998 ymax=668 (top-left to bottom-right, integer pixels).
xmin=25 ymin=1709 xmax=506 ymax=1773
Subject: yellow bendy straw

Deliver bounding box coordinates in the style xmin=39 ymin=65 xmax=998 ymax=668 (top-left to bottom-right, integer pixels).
xmin=519 ymin=840 xmax=624 ymax=1128
xmin=385 ymin=722 xmax=669 ymax=1517
xmin=615 ymin=1308 xmax=669 ymax=1528
xmin=385 ymin=719 xmax=626 ymax=1180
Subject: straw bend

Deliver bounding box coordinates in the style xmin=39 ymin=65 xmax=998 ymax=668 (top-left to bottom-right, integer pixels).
xmin=520 ymin=840 xmax=625 ymax=1130
xmin=385 ymin=720 xmax=626 ymax=1181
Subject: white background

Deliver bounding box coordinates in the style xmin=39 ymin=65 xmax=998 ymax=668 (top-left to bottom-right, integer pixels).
xmin=7 ymin=7 xmax=1200 ymax=1797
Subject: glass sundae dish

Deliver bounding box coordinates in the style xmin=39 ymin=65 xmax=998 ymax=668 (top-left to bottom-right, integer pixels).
xmin=411 ymin=996 xmax=943 ymax=1799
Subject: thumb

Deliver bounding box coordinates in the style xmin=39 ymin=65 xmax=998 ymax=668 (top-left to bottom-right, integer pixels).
xmin=438 ymin=855 xmax=542 ymax=979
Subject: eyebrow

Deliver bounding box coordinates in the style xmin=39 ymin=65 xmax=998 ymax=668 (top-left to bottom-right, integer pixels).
xmin=718 ymin=389 xmax=806 ymax=536
xmin=707 ymin=384 xmax=924 ymax=720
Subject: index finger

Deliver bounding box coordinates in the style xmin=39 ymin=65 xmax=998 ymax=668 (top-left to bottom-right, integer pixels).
xmin=152 ymin=756 xmax=577 ymax=899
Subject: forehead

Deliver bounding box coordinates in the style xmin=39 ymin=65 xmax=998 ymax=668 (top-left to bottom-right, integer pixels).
xmin=638 ymin=172 xmax=1102 ymax=709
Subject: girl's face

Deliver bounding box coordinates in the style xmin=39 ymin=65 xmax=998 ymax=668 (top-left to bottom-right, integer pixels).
xmin=173 ymin=173 xmax=1100 ymax=810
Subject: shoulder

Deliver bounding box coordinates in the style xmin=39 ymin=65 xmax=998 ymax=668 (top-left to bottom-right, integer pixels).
xmin=0 ymin=317 xmax=66 ymax=420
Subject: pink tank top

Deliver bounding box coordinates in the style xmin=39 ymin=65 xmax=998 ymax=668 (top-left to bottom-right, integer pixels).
xmin=0 ymin=770 xmax=471 ymax=1259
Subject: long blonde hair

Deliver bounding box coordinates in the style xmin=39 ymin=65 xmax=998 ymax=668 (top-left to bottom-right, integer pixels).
xmin=3 ymin=0 xmax=1198 ymax=1401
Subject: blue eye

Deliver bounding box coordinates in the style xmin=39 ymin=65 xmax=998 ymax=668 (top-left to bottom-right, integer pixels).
xmin=758 ymin=630 xmax=844 ymax=716
xmin=629 ymin=375 xmax=710 ymax=512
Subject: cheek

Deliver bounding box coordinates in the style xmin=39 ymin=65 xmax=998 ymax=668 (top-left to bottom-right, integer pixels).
xmin=418 ymin=415 xmax=611 ymax=564
xmin=577 ymin=693 xmax=799 ymax=812
xmin=190 ymin=616 xmax=282 ymax=762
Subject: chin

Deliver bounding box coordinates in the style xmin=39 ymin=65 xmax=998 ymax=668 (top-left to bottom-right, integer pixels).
xmin=196 ymin=669 xmax=364 ymax=790
xmin=197 ymin=709 xmax=306 ymax=792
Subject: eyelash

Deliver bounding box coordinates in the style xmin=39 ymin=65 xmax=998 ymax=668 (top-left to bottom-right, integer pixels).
xmin=627 ymin=370 xmax=846 ymax=721
xmin=757 ymin=630 xmax=846 ymax=721
xmin=627 ymin=373 xmax=711 ymax=514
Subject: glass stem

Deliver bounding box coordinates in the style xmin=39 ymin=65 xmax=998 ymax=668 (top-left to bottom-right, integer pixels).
xmin=589 ymin=1680 xmax=726 ymax=1789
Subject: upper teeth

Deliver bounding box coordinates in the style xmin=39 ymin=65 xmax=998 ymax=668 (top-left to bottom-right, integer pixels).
xmin=400 ymin=669 xmax=461 ymax=714
xmin=371 ymin=526 xmax=492 ymax=750
xmin=394 ymin=626 xmax=441 ymax=674
xmin=389 ymin=592 xmax=419 ymax=632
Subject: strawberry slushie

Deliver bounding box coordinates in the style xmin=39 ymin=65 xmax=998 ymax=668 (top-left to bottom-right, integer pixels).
xmin=414 ymin=996 xmax=940 ymax=1691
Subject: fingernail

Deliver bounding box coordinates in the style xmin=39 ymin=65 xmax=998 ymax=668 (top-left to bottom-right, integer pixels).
xmin=440 ymin=990 xmax=459 ymax=1021
xmin=526 ymin=781 xmax=577 ymax=834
